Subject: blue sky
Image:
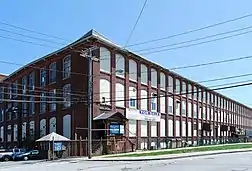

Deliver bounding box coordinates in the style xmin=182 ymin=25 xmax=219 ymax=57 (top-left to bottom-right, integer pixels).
xmin=0 ymin=0 xmax=252 ymax=106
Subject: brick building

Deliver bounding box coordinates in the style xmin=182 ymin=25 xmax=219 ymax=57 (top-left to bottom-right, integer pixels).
xmin=0 ymin=29 xmax=251 ymax=151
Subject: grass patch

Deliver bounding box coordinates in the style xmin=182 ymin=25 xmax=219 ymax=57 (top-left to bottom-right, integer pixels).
xmin=107 ymin=144 xmax=252 ymax=158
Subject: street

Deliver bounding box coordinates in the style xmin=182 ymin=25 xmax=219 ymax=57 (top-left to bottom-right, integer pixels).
xmin=2 ymin=152 xmax=252 ymax=171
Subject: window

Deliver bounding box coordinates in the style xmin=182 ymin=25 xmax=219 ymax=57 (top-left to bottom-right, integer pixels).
xmin=40 ymin=119 xmax=46 ymax=137
xmin=175 ymin=79 xmax=180 ymax=94
xmin=160 ymin=119 xmax=166 ymax=137
xmin=100 ymin=47 xmax=111 ymax=73
xmin=100 ymin=79 xmax=110 ymax=105
xmin=176 ymin=120 xmax=180 ymax=137
xmin=22 ymin=122 xmax=26 ymax=140
xmin=13 ymin=81 xmax=18 ymax=97
xmin=129 ymin=59 xmax=137 ymax=81
xmin=40 ymin=92 xmax=46 ymax=113
xmin=168 ymin=120 xmax=173 ymax=136
xmin=13 ymin=124 xmax=17 ymax=141
xmin=176 ymin=100 xmax=180 ymax=116
xmin=49 ymin=117 xmax=56 ymax=133
xmin=49 ymin=62 xmax=57 ymax=84
xmin=8 ymin=85 xmax=12 ymax=99
xmin=203 ymin=106 xmax=206 ymax=119
xmin=198 ymin=89 xmax=202 ymax=102
xmin=168 ymin=76 xmax=173 ymax=93
xmin=129 ymin=87 xmax=137 ymax=108
xmin=29 ymin=72 xmax=35 ymax=91
xmin=29 ymin=96 xmax=35 ymax=115
xmin=63 ymin=84 xmax=71 ymax=108
xmin=29 ymin=121 xmax=35 ymax=140
xmin=129 ymin=120 xmax=136 ymax=137
xmin=0 ymin=87 xmax=3 ymax=103
xmin=0 ymin=109 xmax=3 ymax=122
xmin=7 ymin=103 xmax=12 ymax=120
xmin=7 ymin=125 xmax=11 ymax=142
xmin=140 ymin=90 xmax=148 ymax=110
xmin=22 ymin=76 xmax=27 ymax=94
xmin=151 ymin=93 xmax=157 ymax=111
xmin=160 ymin=95 xmax=166 ymax=113
xmin=188 ymin=102 xmax=192 ymax=118
xmin=141 ymin=64 xmax=148 ymax=84
xmin=63 ymin=115 xmax=71 ymax=138
xmin=0 ymin=126 xmax=4 ymax=142
xmin=22 ymin=96 xmax=27 ymax=116
xmin=193 ymin=104 xmax=197 ymax=118
xmin=203 ymin=91 xmax=206 ymax=103
xmin=188 ymin=84 xmax=192 ymax=99
xmin=49 ymin=89 xmax=57 ymax=111
xmin=12 ymin=102 xmax=18 ymax=119
xmin=151 ymin=122 xmax=157 ymax=137
xmin=115 ymin=54 xmax=125 ymax=77
xmin=182 ymin=101 xmax=186 ymax=116
xmin=141 ymin=121 xmax=147 ymax=137
xmin=115 ymin=83 xmax=124 ymax=107
xmin=40 ymin=68 xmax=46 ymax=87
xmin=193 ymin=86 xmax=197 ymax=100
xmin=168 ymin=97 xmax=173 ymax=114
xmin=151 ymin=69 xmax=157 ymax=87
xmin=160 ymin=72 xmax=166 ymax=90
xmin=182 ymin=81 xmax=186 ymax=96
xmin=63 ymin=55 xmax=71 ymax=79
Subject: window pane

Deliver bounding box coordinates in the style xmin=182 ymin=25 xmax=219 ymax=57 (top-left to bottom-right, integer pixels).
xmin=151 ymin=69 xmax=157 ymax=87
xmin=129 ymin=60 xmax=137 ymax=81
xmin=49 ymin=62 xmax=57 ymax=83
xmin=175 ymin=79 xmax=180 ymax=94
xmin=168 ymin=76 xmax=173 ymax=93
xmin=141 ymin=64 xmax=148 ymax=84
xmin=63 ymin=84 xmax=71 ymax=108
xmin=160 ymin=72 xmax=166 ymax=90
xmin=100 ymin=47 xmax=111 ymax=73
xmin=115 ymin=54 xmax=125 ymax=77
xmin=63 ymin=55 xmax=71 ymax=79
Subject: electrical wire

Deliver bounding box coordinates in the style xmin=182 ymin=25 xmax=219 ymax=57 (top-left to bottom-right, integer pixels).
xmin=0 ymin=21 xmax=70 ymax=42
xmin=126 ymin=13 xmax=252 ymax=47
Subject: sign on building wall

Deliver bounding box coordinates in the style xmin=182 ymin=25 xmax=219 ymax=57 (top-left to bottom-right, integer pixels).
xmin=126 ymin=108 xmax=161 ymax=122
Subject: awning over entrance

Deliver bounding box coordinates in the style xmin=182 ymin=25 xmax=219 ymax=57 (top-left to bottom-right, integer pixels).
xmin=93 ymin=111 xmax=127 ymax=122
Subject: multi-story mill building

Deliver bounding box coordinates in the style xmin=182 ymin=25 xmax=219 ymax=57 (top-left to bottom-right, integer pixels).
xmin=0 ymin=29 xmax=251 ymax=151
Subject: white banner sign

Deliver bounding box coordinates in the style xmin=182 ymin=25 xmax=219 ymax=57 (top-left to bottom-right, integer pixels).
xmin=126 ymin=108 xmax=161 ymax=122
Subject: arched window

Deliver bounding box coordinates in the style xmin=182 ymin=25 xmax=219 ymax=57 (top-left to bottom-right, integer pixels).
xmin=141 ymin=64 xmax=148 ymax=84
xmin=63 ymin=115 xmax=71 ymax=139
xmin=151 ymin=68 xmax=157 ymax=87
xmin=115 ymin=83 xmax=124 ymax=107
xmin=50 ymin=117 xmax=57 ymax=133
xmin=100 ymin=47 xmax=111 ymax=73
xmin=40 ymin=119 xmax=46 ymax=137
xmin=115 ymin=54 xmax=125 ymax=77
xmin=100 ymin=79 xmax=110 ymax=105
xmin=63 ymin=55 xmax=71 ymax=79
xmin=49 ymin=62 xmax=56 ymax=84
xmin=129 ymin=87 xmax=137 ymax=108
xmin=129 ymin=59 xmax=137 ymax=81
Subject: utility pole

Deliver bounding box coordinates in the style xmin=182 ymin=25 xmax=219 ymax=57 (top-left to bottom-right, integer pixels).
xmin=80 ymin=46 xmax=98 ymax=159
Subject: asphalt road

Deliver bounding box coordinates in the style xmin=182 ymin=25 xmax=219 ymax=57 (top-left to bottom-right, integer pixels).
xmin=2 ymin=152 xmax=252 ymax=171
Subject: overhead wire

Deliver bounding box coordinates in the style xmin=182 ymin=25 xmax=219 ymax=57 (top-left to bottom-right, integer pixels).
xmin=126 ymin=13 xmax=252 ymax=47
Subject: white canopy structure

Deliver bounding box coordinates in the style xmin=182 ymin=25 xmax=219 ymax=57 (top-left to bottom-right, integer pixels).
xmin=36 ymin=132 xmax=70 ymax=142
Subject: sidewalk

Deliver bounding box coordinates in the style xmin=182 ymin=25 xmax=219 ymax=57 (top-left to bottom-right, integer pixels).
xmin=88 ymin=148 xmax=252 ymax=161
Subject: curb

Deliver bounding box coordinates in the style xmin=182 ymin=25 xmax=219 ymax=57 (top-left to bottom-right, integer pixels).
xmin=87 ymin=149 xmax=252 ymax=162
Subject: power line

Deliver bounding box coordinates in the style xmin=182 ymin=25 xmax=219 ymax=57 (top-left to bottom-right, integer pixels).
xmin=199 ymin=73 xmax=252 ymax=83
xmin=124 ymin=0 xmax=148 ymax=47
xmin=0 ymin=28 xmax=66 ymax=46
xmin=126 ymin=13 xmax=252 ymax=47
xmin=134 ymin=25 xmax=252 ymax=53
xmin=0 ymin=35 xmax=58 ymax=48
xmin=0 ymin=21 xmax=69 ymax=42
xmin=139 ymin=30 xmax=252 ymax=55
